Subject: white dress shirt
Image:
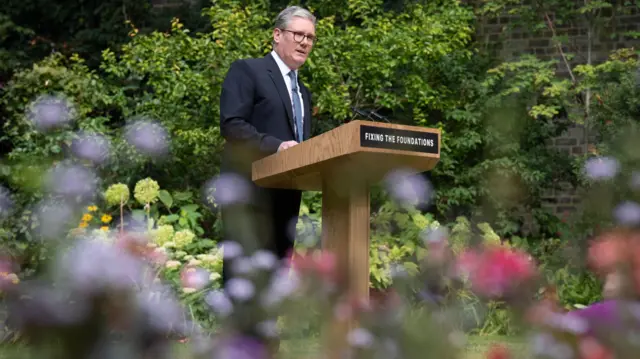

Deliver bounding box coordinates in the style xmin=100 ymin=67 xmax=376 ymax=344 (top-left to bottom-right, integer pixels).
xmin=270 ymin=50 xmax=304 ymax=136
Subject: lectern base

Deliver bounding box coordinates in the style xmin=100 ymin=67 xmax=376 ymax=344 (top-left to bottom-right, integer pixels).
xmin=321 ymin=178 xmax=370 ymax=358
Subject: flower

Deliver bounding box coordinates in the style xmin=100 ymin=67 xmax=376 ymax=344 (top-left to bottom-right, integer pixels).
xmin=87 ymin=205 xmax=97 ymax=212
xmin=286 ymin=249 xmax=337 ymax=283
xmin=173 ymin=229 xmax=195 ymax=248
xmin=486 ymin=344 xmax=511 ymax=359
xmin=587 ymin=230 xmax=640 ymax=274
xmin=104 ymin=183 xmax=130 ymax=206
xmin=100 ymin=226 xmax=109 ymax=232
xmin=134 ymin=178 xmax=160 ymax=205
xmin=455 ymin=244 xmax=536 ymax=299
xmin=180 ymin=266 xmax=210 ymax=290
xmin=152 ymin=225 xmax=174 ymax=247
xmin=81 ymin=213 xmax=93 ymax=222
xmin=0 ymin=272 xmax=19 ymax=286
xmin=101 ymin=214 xmax=112 ymax=223
xmin=78 ymin=222 xmax=88 ymax=228
xmin=578 ymin=336 xmax=613 ymax=359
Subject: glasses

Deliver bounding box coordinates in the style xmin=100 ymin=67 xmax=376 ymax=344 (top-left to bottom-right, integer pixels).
xmin=280 ymin=29 xmax=316 ymax=43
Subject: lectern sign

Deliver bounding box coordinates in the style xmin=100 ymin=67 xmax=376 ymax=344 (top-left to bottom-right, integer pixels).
xmin=360 ymin=125 xmax=439 ymax=154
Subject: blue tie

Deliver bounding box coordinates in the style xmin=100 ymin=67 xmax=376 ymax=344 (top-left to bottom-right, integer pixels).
xmin=288 ymin=71 xmax=304 ymax=143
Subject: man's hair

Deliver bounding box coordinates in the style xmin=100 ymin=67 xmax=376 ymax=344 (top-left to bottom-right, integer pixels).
xmin=274 ymin=6 xmax=316 ymax=29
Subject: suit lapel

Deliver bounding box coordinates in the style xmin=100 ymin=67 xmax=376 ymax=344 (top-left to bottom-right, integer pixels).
xmin=265 ymin=55 xmax=296 ymax=136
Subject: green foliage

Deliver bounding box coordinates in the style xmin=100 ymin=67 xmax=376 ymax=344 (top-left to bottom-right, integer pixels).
xmin=369 ymin=200 xmax=440 ymax=288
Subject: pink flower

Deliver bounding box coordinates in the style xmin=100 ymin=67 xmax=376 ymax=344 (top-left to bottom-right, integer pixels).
xmin=456 ymin=245 xmax=536 ymax=298
xmin=588 ymin=231 xmax=627 ymax=274
xmin=578 ymin=336 xmax=613 ymax=359
xmin=486 ymin=344 xmax=511 ymax=359
xmin=286 ymin=249 xmax=337 ymax=283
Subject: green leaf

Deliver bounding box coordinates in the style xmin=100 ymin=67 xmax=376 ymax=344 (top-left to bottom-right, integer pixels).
xmin=181 ymin=204 xmax=199 ymax=213
xmin=173 ymin=191 xmax=193 ymax=202
xmin=161 ymin=214 xmax=180 ymax=223
xmin=158 ymin=190 xmax=173 ymax=209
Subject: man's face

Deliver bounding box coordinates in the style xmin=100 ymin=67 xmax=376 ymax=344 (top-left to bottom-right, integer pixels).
xmin=273 ymin=17 xmax=316 ymax=70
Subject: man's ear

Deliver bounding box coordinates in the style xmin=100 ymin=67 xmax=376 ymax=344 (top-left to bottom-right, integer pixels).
xmin=272 ymin=29 xmax=281 ymax=45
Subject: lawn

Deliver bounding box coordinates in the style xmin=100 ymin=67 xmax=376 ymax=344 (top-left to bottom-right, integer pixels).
xmin=0 ymin=335 xmax=528 ymax=359
xmin=278 ymin=335 xmax=529 ymax=359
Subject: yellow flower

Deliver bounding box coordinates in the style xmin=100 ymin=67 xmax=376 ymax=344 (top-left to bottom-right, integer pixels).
xmin=100 ymin=226 xmax=109 ymax=231
xmin=101 ymin=214 xmax=112 ymax=223
xmin=81 ymin=213 xmax=93 ymax=222
xmin=79 ymin=222 xmax=88 ymax=228
xmin=87 ymin=205 xmax=98 ymax=212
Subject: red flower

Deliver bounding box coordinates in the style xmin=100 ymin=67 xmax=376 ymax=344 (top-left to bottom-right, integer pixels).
xmin=456 ymin=245 xmax=536 ymax=298
xmin=578 ymin=336 xmax=613 ymax=359
xmin=286 ymin=249 xmax=337 ymax=282
xmin=486 ymin=344 xmax=510 ymax=359
xmin=588 ymin=232 xmax=627 ymax=274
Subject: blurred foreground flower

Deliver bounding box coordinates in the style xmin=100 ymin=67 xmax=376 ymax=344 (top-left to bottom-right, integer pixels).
xmin=384 ymin=168 xmax=433 ymax=207
xmin=45 ymin=162 xmax=98 ymax=201
xmin=286 ymin=249 xmax=337 ymax=285
xmin=124 ymin=118 xmax=170 ymax=158
xmin=71 ymin=131 xmax=111 ymax=165
xmin=584 ymin=156 xmax=619 ymax=181
xmin=205 ymin=173 xmax=253 ymax=207
xmin=4 ymin=231 xmax=194 ymax=359
xmin=588 ymin=229 xmax=640 ymax=299
xmin=26 ymin=94 xmax=76 ymax=132
xmin=456 ymin=244 xmax=537 ymax=300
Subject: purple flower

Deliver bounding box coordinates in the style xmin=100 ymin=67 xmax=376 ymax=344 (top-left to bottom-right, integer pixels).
xmin=124 ymin=118 xmax=169 ymax=158
xmin=45 ymin=162 xmax=98 ymax=200
xmin=384 ymin=169 xmax=433 ymax=207
xmin=214 ymin=335 xmax=269 ymax=359
xmin=584 ymin=157 xmax=619 ymax=180
xmin=613 ymin=201 xmax=640 ymax=226
xmin=27 ymin=94 xmax=76 ymax=132
xmin=205 ymin=174 xmax=253 ymax=206
xmin=71 ymin=131 xmax=111 ymax=164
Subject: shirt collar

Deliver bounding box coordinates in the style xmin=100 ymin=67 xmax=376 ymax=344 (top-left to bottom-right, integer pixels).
xmin=271 ymin=50 xmax=297 ymax=79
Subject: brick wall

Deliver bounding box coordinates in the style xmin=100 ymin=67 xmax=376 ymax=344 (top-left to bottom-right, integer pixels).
xmin=467 ymin=0 xmax=640 ymax=219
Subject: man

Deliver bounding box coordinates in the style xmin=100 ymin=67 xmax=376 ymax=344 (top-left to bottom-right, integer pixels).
xmin=217 ymin=4 xmax=316 ymax=348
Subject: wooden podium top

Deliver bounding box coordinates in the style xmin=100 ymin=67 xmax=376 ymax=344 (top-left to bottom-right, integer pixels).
xmin=252 ymin=120 xmax=441 ymax=191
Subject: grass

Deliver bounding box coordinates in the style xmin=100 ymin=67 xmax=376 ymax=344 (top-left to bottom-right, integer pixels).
xmin=278 ymin=335 xmax=529 ymax=359
xmin=463 ymin=336 xmax=528 ymax=359
xmin=0 ymin=335 xmax=528 ymax=359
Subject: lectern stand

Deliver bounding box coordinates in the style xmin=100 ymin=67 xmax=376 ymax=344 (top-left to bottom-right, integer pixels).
xmin=252 ymin=120 xmax=441 ymax=358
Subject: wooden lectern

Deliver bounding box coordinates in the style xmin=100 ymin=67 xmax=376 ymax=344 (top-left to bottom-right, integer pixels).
xmin=252 ymin=120 xmax=440 ymax=357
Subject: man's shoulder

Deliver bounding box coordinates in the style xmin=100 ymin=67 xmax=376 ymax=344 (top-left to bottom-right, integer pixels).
xmin=232 ymin=55 xmax=270 ymax=70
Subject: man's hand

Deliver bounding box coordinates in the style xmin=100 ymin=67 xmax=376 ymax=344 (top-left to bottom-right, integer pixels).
xmin=277 ymin=140 xmax=298 ymax=152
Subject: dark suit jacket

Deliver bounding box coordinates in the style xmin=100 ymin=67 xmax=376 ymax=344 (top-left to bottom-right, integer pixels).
xmin=219 ymin=53 xmax=313 ymax=178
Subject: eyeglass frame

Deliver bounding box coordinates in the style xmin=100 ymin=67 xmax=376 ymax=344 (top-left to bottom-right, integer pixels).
xmin=279 ymin=28 xmax=317 ymax=44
